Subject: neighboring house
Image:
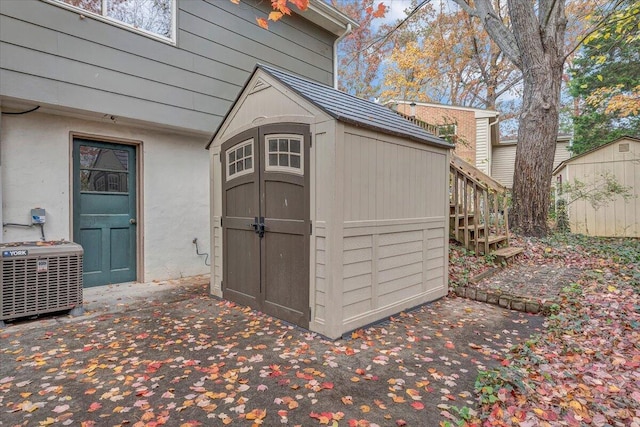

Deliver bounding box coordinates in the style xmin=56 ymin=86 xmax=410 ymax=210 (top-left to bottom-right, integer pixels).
xmin=0 ymin=0 xmax=354 ymax=287
xmin=388 ymin=100 xmax=499 ymax=175
xmin=492 ymin=134 xmax=572 ymax=188
xmin=553 ymin=136 xmax=640 ymax=238
xmin=388 ymin=100 xmax=573 ymax=189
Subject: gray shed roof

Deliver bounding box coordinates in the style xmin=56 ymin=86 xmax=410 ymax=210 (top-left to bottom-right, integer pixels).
xmin=209 ymin=64 xmax=453 ymax=149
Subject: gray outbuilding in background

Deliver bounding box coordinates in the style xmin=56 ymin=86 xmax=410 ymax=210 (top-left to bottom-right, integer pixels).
xmin=208 ymin=64 xmax=453 ymax=339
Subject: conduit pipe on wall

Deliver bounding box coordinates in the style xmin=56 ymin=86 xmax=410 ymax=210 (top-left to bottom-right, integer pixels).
xmin=333 ymin=23 xmax=352 ymax=89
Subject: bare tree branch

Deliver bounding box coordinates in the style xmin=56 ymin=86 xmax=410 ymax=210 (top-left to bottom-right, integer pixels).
xmin=450 ymin=0 xmax=522 ymax=67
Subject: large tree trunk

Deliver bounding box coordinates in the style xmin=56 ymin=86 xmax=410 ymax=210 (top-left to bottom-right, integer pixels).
xmin=510 ymin=62 xmax=563 ymax=236
xmin=506 ymin=0 xmax=566 ymax=237
xmin=450 ymin=0 xmax=568 ymax=236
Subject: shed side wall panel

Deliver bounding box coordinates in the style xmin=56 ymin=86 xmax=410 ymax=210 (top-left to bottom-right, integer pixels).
xmin=343 ymin=131 xmax=447 ymax=221
xmin=0 ymin=0 xmax=334 ymax=133
xmin=340 ymin=128 xmax=448 ymax=333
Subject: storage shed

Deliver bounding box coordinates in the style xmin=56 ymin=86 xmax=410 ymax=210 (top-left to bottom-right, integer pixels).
xmin=207 ymin=64 xmax=453 ymax=339
xmin=553 ymin=136 xmax=640 ymax=238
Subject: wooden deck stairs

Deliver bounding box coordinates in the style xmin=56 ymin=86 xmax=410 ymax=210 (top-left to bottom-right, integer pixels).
xmin=449 ymin=153 xmax=522 ymax=261
xmin=392 ymin=108 xmax=522 ymax=261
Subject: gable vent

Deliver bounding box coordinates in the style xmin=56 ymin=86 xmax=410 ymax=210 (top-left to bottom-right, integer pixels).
xmin=249 ymin=79 xmax=270 ymax=94
xmin=619 ymin=143 xmax=630 ymax=153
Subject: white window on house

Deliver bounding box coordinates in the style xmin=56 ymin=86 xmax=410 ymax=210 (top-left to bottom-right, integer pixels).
xmin=437 ymin=124 xmax=457 ymax=143
xmin=48 ymin=0 xmax=175 ymax=41
xmin=227 ymin=140 xmax=254 ymax=180
xmin=265 ymin=135 xmax=304 ymax=175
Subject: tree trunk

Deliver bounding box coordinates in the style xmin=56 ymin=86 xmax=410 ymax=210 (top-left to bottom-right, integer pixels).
xmin=504 ymin=0 xmax=566 ymax=237
xmin=510 ymin=49 xmax=564 ymax=236
xmin=449 ymin=0 xmax=568 ymax=236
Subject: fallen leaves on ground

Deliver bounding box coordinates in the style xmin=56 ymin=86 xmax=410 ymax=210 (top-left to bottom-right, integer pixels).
xmin=464 ymin=235 xmax=640 ymax=427
xmin=2 ymin=234 xmax=635 ymax=426
xmin=0 ymin=280 xmax=540 ymax=425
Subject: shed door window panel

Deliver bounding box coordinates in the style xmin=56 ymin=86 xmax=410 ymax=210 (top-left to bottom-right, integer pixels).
xmin=227 ymin=140 xmax=254 ymax=180
xmin=52 ymin=0 xmax=174 ymax=40
xmin=79 ymin=145 xmax=129 ymax=193
xmin=266 ymin=135 xmax=303 ymax=174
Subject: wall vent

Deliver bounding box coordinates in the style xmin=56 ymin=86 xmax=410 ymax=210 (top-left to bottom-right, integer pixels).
xmin=1 ymin=242 xmax=83 ymax=325
xmin=619 ymin=143 xmax=630 ymax=153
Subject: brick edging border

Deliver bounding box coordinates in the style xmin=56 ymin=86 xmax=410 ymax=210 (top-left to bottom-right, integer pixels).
xmin=451 ymin=268 xmax=557 ymax=315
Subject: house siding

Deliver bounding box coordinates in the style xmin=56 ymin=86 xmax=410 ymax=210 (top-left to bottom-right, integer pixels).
xmin=1 ymin=111 xmax=211 ymax=280
xmin=475 ymin=118 xmax=490 ymax=174
xmin=0 ymin=0 xmax=334 ymax=134
xmin=493 ymin=140 xmax=571 ymax=188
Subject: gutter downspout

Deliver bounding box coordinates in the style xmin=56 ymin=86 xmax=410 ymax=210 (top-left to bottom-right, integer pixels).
xmin=333 ymin=23 xmax=352 ymax=89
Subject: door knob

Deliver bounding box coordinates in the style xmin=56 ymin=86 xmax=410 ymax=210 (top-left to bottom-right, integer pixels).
xmin=129 ymin=218 xmax=137 ymax=224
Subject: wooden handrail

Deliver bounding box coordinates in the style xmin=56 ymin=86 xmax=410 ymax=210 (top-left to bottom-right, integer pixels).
xmin=450 ymin=153 xmax=505 ymax=193
xmin=392 ymin=110 xmax=440 ymax=136
xmin=449 ymin=154 xmax=510 ymax=254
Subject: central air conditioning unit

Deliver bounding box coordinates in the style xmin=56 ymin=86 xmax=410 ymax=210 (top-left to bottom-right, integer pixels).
xmin=0 ymin=241 xmax=84 ymax=327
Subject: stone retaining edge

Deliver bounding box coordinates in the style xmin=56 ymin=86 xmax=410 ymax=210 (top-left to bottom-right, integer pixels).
xmin=451 ymin=268 xmax=556 ymax=315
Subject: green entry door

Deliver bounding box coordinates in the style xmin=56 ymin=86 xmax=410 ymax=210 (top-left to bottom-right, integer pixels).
xmin=73 ymin=139 xmax=137 ymax=287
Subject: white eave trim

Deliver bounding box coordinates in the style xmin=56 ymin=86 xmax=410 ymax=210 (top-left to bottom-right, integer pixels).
xmin=299 ymin=0 xmax=358 ymax=36
xmin=387 ymin=100 xmax=500 ymax=117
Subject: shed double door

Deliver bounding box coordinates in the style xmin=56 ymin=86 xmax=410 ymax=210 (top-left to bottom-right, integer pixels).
xmin=222 ymin=124 xmax=310 ymax=328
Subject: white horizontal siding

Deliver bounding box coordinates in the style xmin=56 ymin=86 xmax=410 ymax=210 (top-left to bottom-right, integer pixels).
xmin=491 ymin=144 xmax=516 ymax=188
xmin=475 ymin=118 xmax=490 ymax=174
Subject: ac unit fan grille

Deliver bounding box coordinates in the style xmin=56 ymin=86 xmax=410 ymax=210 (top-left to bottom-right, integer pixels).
xmin=1 ymin=255 xmax=83 ymax=320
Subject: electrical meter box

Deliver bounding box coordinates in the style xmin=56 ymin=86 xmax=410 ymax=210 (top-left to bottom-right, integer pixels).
xmin=31 ymin=208 xmax=46 ymax=224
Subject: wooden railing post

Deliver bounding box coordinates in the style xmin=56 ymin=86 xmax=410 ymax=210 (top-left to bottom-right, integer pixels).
xmin=447 ymin=153 xmax=510 ymax=255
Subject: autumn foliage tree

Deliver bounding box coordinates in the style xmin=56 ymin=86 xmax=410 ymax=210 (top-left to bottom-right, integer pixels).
xmin=569 ymin=1 xmax=640 ymax=153
xmin=382 ymin=1 xmax=520 ymax=111
xmin=330 ymin=0 xmax=388 ymax=98
xmin=433 ymin=0 xmax=628 ymax=237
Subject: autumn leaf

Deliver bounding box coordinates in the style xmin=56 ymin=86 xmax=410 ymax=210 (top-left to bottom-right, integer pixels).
xmin=372 ymin=2 xmax=386 ymax=18
xmin=245 ymin=408 xmax=267 ymax=420
xmin=269 ymin=11 xmax=283 ymax=21
xmin=256 ymin=17 xmax=269 ymax=30
xmin=289 ymin=0 xmax=308 ymax=11
xmin=411 ymin=401 xmax=425 ymax=410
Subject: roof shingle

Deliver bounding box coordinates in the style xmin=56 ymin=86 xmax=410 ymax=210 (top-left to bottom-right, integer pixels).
xmin=258 ymin=64 xmax=453 ymax=149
